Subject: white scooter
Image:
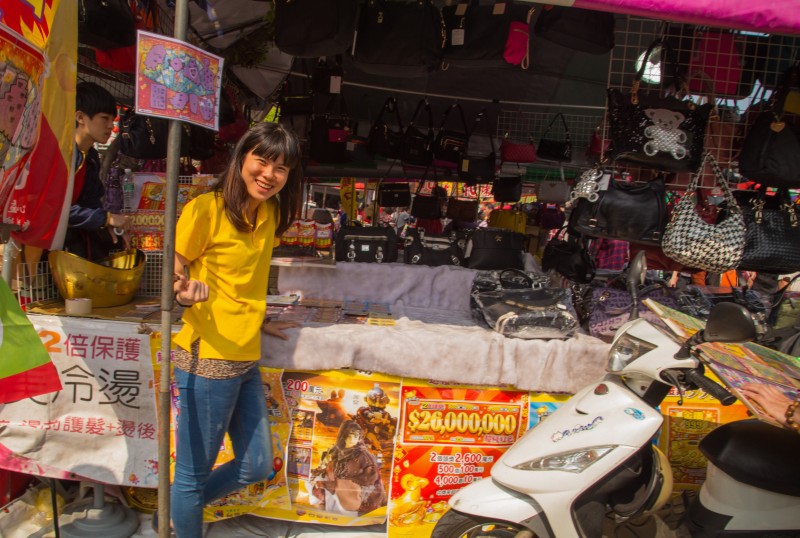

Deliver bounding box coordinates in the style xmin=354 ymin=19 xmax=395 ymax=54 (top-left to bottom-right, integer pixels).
xmin=432 ymin=252 xmax=800 ymax=538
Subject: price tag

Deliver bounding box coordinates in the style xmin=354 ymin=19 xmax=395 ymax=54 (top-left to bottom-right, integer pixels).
xmin=329 ymin=75 xmax=342 ymax=94
xmin=492 ymin=2 xmax=506 ymax=15
xmin=451 ymin=28 xmax=465 ymax=46
xmin=455 ymin=3 xmax=468 ymax=16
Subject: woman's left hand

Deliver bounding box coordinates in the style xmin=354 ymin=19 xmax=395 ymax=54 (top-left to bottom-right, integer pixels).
xmin=262 ymin=320 xmax=300 ymax=340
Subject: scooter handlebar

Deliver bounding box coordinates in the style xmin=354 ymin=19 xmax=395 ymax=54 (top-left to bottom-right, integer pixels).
xmin=684 ymin=368 xmax=737 ymax=406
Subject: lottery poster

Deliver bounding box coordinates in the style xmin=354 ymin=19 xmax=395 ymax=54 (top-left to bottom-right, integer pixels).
xmin=135 ymin=30 xmax=223 ymax=130
xmin=388 ymin=381 xmax=529 ymax=538
xmin=255 ymin=369 xmax=401 ymax=526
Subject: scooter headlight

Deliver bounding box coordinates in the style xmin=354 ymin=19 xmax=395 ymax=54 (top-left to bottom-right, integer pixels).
xmin=513 ymin=446 xmax=616 ymax=473
xmin=607 ymin=334 xmax=656 ymax=372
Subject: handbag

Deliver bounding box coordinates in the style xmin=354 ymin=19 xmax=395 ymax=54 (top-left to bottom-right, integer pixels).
xmin=661 ymin=153 xmax=746 ymax=273
xmin=492 ymin=175 xmax=523 ymax=203
xmin=410 ymin=182 xmax=444 ymax=220
xmin=534 ymin=5 xmax=615 ymax=55
xmin=400 ymin=99 xmax=434 ymax=166
xmin=472 ymin=287 xmax=579 ymax=340
xmin=377 ymin=182 xmax=411 ymax=208
xmin=334 ymin=226 xmax=398 ymax=263
xmin=488 ymin=208 xmax=526 ymax=234
xmin=504 ymin=7 xmax=534 ymax=69
xmin=353 ymin=0 xmax=445 ymax=77
xmin=274 ymin=0 xmax=359 ymax=58
xmin=568 ymin=175 xmax=667 ymax=245
xmin=537 ymin=113 xmax=572 ymax=162
xmin=541 ymin=228 xmax=596 ymax=284
xmin=465 ymin=228 xmax=525 ymax=270
xmin=403 ymin=228 xmax=467 ymax=267
xmin=441 ymin=0 xmax=532 ymax=69
xmin=607 ymin=39 xmax=713 ymax=172
xmin=589 ymin=284 xmax=680 ymax=342
xmin=78 ymin=0 xmax=137 ymax=50
xmin=537 ymin=180 xmax=571 ymax=204
xmin=445 ymin=188 xmax=480 ymax=222
xmin=734 ymin=187 xmax=800 ymax=274
xmin=500 ymin=133 xmax=537 ymax=163
xmin=433 ymin=104 xmax=470 ymax=170
xmin=119 ymin=112 xmax=168 ymax=160
xmin=368 ymin=97 xmax=404 ymax=160
xmin=458 ymin=108 xmax=497 ymax=186
xmin=310 ymin=96 xmax=351 ymax=164
xmin=738 ymin=65 xmax=800 ymax=189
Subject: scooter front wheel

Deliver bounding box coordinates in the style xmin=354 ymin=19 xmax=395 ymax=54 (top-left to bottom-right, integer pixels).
xmin=431 ymin=509 xmax=532 ymax=538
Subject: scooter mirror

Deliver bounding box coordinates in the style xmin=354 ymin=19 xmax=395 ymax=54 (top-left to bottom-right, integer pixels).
xmin=705 ymin=302 xmax=757 ymax=343
xmin=627 ymin=251 xmax=647 ymax=294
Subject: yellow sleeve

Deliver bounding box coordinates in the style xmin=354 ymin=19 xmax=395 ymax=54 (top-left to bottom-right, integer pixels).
xmin=175 ymin=195 xmax=212 ymax=261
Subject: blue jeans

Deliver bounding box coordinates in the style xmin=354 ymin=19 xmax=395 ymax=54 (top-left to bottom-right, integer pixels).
xmin=171 ymin=366 xmax=273 ymax=537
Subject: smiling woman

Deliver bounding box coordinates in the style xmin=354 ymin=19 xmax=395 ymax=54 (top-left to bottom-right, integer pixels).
xmin=168 ymin=122 xmax=304 ymax=537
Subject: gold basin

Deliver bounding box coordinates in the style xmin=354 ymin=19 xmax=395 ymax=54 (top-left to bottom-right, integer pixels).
xmin=48 ymin=249 xmax=146 ymax=308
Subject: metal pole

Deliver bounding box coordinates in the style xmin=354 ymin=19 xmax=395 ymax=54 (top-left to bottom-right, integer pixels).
xmin=158 ymin=0 xmax=188 ymax=535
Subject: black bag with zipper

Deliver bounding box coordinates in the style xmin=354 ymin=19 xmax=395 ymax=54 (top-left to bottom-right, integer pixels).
xmin=368 ymin=97 xmax=404 ymax=160
xmin=403 ymin=228 xmax=467 ymax=266
xmin=400 ymin=99 xmax=435 ymax=166
xmin=335 ymin=226 xmax=398 ymax=263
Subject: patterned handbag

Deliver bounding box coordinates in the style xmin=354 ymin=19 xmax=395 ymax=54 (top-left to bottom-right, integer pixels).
xmin=734 ymin=187 xmax=800 ymax=274
xmin=661 ymin=152 xmax=746 ymax=273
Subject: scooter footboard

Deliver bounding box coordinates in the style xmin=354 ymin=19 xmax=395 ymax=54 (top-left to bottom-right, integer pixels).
xmin=448 ymin=476 xmax=541 ymax=523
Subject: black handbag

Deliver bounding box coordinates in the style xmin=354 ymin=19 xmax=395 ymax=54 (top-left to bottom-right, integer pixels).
xmin=568 ymin=175 xmax=667 ymax=245
xmin=353 ymin=0 xmax=445 ymax=77
xmin=441 ymin=0 xmax=532 ymax=69
xmin=78 ymin=0 xmax=137 ymax=50
xmin=119 ymin=112 xmax=169 ymax=160
xmin=607 ymin=39 xmax=713 ymax=172
xmin=534 ymin=5 xmax=615 ymax=55
xmin=445 ymin=190 xmax=480 ymax=222
xmin=403 ymin=228 xmax=467 ymax=266
xmin=537 ymin=113 xmax=572 ymax=162
xmin=310 ymin=96 xmax=350 ymax=164
xmin=368 ymin=97 xmax=404 ymax=160
xmin=465 ymin=228 xmax=525 ymax=270
xmin=738 ymin=65 xmax=800 ymax=189
xmin=471 ymin=287 xmax=579 ymax=339
xmin=433 ymin=104 xmax=470 ymax=170
xmin=458 ymin=108 xmax=497 ymax=186
xmin=377 ymin=182 xmax=412 ymax=208
xmin=274 ymin=0 xmax=359 ymax=58
xmin=492 ymin=175 xmax=523 ymax=203
xmin=400 ymin=99 xmax=435 ymax=166
xmin=410 ymin=182 xmax=444 ymax=220
xmin=541 ymin=228 xmax=596 ymax=284
xmin=734 ymin=187 xmax=800 ymax=274
xmin=335 ymin=226 xmax=398 ymax=263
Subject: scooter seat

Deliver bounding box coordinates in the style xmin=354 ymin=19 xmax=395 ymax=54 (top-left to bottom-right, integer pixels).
xmin=699 ymin=419 xmax=800 ymax=497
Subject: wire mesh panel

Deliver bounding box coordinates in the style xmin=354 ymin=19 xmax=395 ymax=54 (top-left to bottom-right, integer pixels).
xmin=9 ymin=259 xmax=60 ymax=306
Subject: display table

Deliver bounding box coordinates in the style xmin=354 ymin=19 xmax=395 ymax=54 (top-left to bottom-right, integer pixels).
xmin=269 ymin=262 xmax=610 ymax=394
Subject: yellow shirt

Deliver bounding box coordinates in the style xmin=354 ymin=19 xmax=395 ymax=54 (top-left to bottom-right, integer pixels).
xmin=174 ymin=192 xmax=280 ymax=361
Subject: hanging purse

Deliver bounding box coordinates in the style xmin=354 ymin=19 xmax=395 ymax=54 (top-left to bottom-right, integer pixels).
xmin=119 ymin=111 xmax=168 ymax=160
xmin=568 ymin=174 xmax=667 ymax=245
xmin=661 ymin=153 xmax=746 ymax=273
xmin=353 ymin=0 xmax=445 ymax=77
xmin=500 ymin=132 xmax=537 ymax=163
xmin=458 ymin=108 xmax=497 ymax=186
xmin=403 ymin=228 xmax=467 ymax=266
xmin=400 ymin=99 xmax=435 ymax=166
xmin=738 ymin=65 xmax=800 ymax=189
xmin=368 ymin=97 xmax=404 ymax=160
xmin=534 ymin=5 xmax=615 ymax=55
xmin=78 ymin=0 xmax=137 ymax=50
xmin=410 ymin=181 xmax=444 ymax=220
xmin=735 ymin=187 xmax=800 ymax=274
xmin=433 ymin=103 xmax=470 ymax=170
xmin=541 ymin=228 xmax=596 ymax=284
xmin=537 ymin=180 xmax=571 ymax=204
xmin=445 ymin=184 xmax=480 ymax=222
xmin=607 ymin=39 xmax=713 ymax=173
xmin=310 ymin=96 xmax=351 ymax=164
xmin=503 ymin=6 xmax=534 ymax=69
xmin=274 ymin=0 xmax=359 ymax=58
xmin=537 ymin=113 xmax=572 ymax=162
xmin=334 ymin=226 xmax=398 ymax=263
xmin=492 ymin=175 xmax=523 ymax=203
xmin=377 ymin=182 xmax=412 ymax=208
xmin=465 ymin=228 xmax=525 ymax=270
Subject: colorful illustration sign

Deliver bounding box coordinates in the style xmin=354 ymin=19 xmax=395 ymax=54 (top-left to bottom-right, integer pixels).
xmin=389 ymin=382 xmax=529 ymax=537
xmin=135 ymin=30 xmax=223 ymax=130
xmin=1 ymin=0 xmax=77 ymax=249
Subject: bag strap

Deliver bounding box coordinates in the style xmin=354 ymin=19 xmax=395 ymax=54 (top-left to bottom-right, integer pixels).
xmin=438 ymin=103 xmax=469 ymax=133
xmin=541 ymin=112 xmax=571 ymax=145
xmin=374 ymin=96 xmax=403 ymax=129
xmin=409 ymin=98 xmax=434 ymax=130
xmin=631 ymin=38 xmax=684 ymax=104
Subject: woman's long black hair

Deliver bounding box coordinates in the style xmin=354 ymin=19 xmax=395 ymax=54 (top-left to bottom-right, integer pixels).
xmin=216 ymin=122 xmax=303 ymax=235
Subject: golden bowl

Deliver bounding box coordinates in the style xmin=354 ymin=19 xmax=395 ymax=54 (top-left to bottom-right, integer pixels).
xmin=48 ymin=249 xmax=146 ymax=308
